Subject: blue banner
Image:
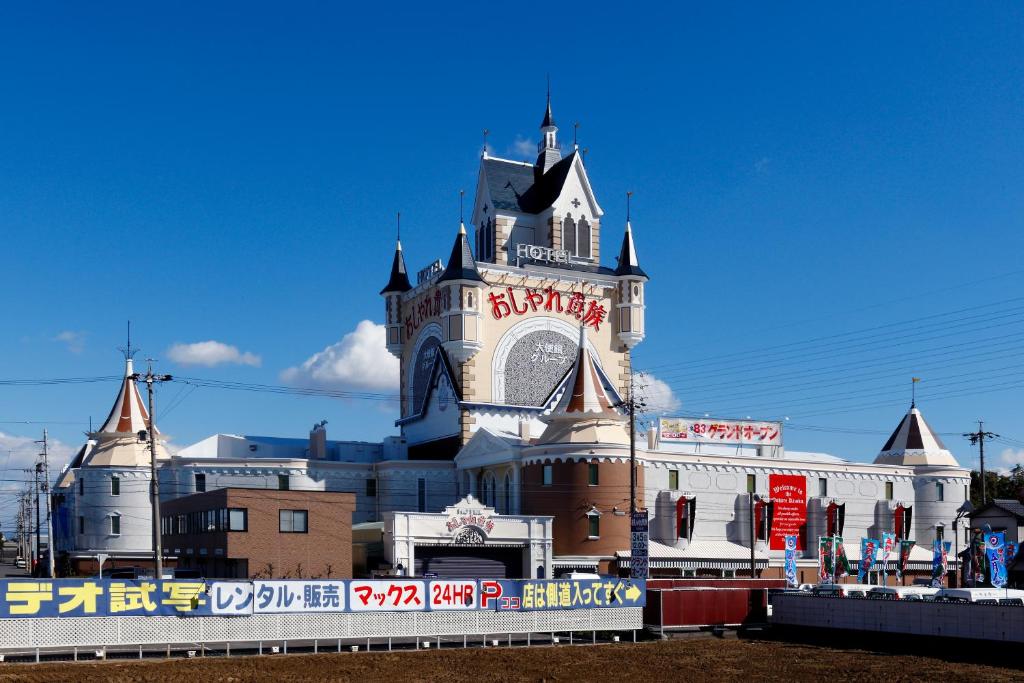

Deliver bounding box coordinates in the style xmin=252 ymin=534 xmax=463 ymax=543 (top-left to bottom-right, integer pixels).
xmin=930 ymin=540 xmax=951 ymax=588
xmin=784 ymin=535 xmax=798 ymax=587
xmin=857 ymin=538 xmax=879 ymax=583
xmin=479 ymin=578 xmax=645 ymax=611
xmin=986 ymin=532 xmax=1008 ymax=589
xmin=0 ymin=578 xmax=645 ymax=618
xmin=0 ymin=580 xmax=211 ymax=619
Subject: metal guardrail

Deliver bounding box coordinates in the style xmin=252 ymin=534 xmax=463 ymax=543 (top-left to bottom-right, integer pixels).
xmin=0 ymin=607 xmax=643 ymax=660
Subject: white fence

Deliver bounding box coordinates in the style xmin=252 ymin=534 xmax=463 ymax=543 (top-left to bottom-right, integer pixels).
xmin=772 ymin=594 xmax=1024 ymax=643
xmin=0 ymin=607 xmax=642 ymax=654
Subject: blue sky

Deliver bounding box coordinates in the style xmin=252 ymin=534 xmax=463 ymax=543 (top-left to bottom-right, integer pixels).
xmin=2 ymin=3 xmax=1023 ymax=509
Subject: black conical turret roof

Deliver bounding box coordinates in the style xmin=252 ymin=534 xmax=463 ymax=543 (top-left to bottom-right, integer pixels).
xmin=541 ymin=95 xmax=555 ymax=129
xmin=438 ymin=224 xmax=485 ymax=284
xmin=614 ymin=222 xmax=647 ymax=278
xmin=380 ymin=241 xmax=412 ymax=294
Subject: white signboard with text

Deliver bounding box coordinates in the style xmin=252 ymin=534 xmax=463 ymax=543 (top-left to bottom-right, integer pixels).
xmin=659 ymin=418 xmax=782 ymax=447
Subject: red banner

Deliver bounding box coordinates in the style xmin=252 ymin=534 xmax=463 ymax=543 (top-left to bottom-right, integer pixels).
xmin=769 ymin=474 xmax=807 ymax=550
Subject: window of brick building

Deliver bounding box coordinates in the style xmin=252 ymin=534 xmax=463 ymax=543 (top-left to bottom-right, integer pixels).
xmin=669 ymin=470 xmax=679 ymax=490
xmin=195 ymin=473 xmax=206 ymax=492
xmin=110 ymin=476 xmax=120 ymax=496
xmin=110 ymin=515 xmax=121 ymax=536
xmin=278 ymin=475 xmax=290 ymax=491
xmin=543 ymin=465 xmax=553 ymax=486
xmin=366 ymin=478 xmax=377 ymax=497
xmin=587 ymin=512 xmax=600 ymax=539
xmin=588 ymin=463 xmax=599 ymax=486
xmin=229 ymin=508 xmax=247 ymax=532
xmin=279 ymin=509 xmax=308 ymax=533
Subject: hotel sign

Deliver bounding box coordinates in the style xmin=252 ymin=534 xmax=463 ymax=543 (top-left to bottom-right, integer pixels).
xmin=515 ymin=243 xmax=571 ymax=264
xmin=659 ymin=418 xmax=782 ymax=447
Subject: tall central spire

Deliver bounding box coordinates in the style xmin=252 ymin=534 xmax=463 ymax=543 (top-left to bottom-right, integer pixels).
xmin=536 ymin=80 xmax=561 ymax=175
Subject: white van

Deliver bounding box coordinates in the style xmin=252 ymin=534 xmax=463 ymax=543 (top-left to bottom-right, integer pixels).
xmin=867 ymin=586 xmax=940 ymax=601
xmin=935 ymin=588 xmax=1024 ymax=604
xmin=811 ymin=583 xmax=874 ymax=598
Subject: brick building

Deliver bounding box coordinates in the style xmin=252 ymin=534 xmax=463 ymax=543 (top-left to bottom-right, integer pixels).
xmin=161 ymin=488 xmax=355 ymax=579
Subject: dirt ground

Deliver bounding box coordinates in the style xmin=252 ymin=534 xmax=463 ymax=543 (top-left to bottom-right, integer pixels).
xmin=0 ymin=638 xmax=1018 ymax=683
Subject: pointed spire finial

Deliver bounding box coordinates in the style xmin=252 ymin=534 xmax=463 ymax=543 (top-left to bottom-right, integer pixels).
xmin=573 ymin=121 xmax=579 ymax=149
xmin=482 ymin=129 xmax=489 ymax=158
xmin=626 ymin=190 xmax=633 ymax=223
xmin=459 ymin=189 xmax=465 ymax=231
xmin=118 ymin=320 xmax=137 ymax=363
xmin=911 ymin=376 xmax=920 ymax=408
xmin=396 ymin=211 xmax=401 ymax=245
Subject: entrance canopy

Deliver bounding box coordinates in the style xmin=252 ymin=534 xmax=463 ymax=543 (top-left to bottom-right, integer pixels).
xmin=384 ymin=495 xmax=553 ymax=580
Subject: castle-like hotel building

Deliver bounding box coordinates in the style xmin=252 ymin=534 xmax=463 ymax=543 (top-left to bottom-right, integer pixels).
xmin=53 ymin=96 xmax=970 ymax=582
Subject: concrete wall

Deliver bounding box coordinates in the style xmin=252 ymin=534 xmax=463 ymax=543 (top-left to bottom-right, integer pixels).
xmin=772 ymin=594 xmax=1024 ymax=642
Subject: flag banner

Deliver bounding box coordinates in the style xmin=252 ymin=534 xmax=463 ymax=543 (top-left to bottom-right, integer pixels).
xmin=858 ymin=538 xmax=879 ymax=583
xmin=0 ymin=578 xmax=646 ymax=618
xmin=784 ymin=535 xmax=799 ymax=587
xmin=897 ymin=540 xmax=915 ymax=581
xmin=880 ymin=532 xmax=896 ymax=584
xmin=986 ymin=532 xmax=1008 ymax=589
xmin=834 ymin=536 xmax=852 ymax=577
xmin=930 ymin=540 xmax=951 ymax=588
xmin=818 ymin=537 xmax=834 ymax=582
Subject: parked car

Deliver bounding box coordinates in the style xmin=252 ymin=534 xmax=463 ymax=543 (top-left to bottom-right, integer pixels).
xmin=811 ymin=583 xmax=874 ymax=598
xmin=934 ymin=588 xmax=1024 ymax=603
xmin=15 ymin=557 xmax=25 ymax=569
xmin=867 ymin=586 xmax=940 ymax=601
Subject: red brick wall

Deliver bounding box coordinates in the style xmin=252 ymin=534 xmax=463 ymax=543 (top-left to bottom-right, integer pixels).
xmin=162 ymin=488 xmax=355 ymax=579
xmin=521 ymin=459 xmax=644 ymax=558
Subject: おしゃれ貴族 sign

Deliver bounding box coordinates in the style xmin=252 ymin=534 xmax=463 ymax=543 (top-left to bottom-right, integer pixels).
xmin=768 ymin=474 xmax=807 ymax=550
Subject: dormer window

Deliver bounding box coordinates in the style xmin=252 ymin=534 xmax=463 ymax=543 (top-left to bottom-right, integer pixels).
xmin=561 ymin=214 xmax=591 ymax=259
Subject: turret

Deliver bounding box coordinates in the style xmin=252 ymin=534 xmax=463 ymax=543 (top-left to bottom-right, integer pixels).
xmin=536 ymin=88 xmax=561 ymax=175
xmin=614 ymin=217 xmax=648 ymax=349
xmin=437 ymin=222 xmax=485 ymax=363
xmin=380 ymin=235 xmax=412 ymax=359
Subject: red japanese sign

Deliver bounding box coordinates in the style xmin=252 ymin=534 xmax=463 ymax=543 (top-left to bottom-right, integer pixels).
xmin=404 ymin=287 xmax=452 ymax=340
xmin=768 ymin=474 xmax=806 ymax=551
xmin=347 ymin=580 xmax=425 ymax=612
xmin=659 ymin=418 xmax=782 ymax=447
xmin=488 ymin=286 xmax=607 ymax=331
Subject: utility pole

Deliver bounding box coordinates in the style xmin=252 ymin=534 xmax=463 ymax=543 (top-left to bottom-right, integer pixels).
xmin=964 ymin=421 xmax=998 ymax=506
xmin=37 ymin=430 xmax=56 ymax=577
xmin=748 ymin=492 xmax=756 ymax=579
xmin=132 ymin=361 xmax=172 ymax=579
xmin=33 ymin=463 xmax=41 ymax=576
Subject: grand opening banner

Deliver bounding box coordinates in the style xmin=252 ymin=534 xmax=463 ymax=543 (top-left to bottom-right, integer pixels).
xmin=768 ymin=474 xmax=807 ymax=550
xmin=0 ymin=578 xmax=645 ymax=619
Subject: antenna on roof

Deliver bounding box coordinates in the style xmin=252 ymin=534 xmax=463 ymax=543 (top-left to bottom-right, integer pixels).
xmin=911 ymin=376 xmax=920 ymax=408
xmin=118 ymin=320 xmax=137 ymax=360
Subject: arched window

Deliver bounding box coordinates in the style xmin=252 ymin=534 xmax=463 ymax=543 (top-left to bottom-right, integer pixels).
xmin=503 ymin=473 xmax=512 ymax=514
xmin=577 ymin=216 xmax=591 ymax=258
xmin=562 ymin=215 xmax=577 ymax=256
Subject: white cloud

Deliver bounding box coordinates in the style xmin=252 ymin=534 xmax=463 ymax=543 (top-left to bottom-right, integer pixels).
xmin=510 ymin=135 xmax=536 ymax=159
xmin=167 ymin=341 xmax=261 ymax=368
xmin=998 ymin=448 xmax=1024 ymax=474
xmin=54 ymin=330 xmax=87 ymax=354
xmin=281 ymin=320 xmax=399 ymax=391
xmin=0 ymin=431 xmax=76 ymax=526
xmin=637 ymin=373 xmax=682 ymax=414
